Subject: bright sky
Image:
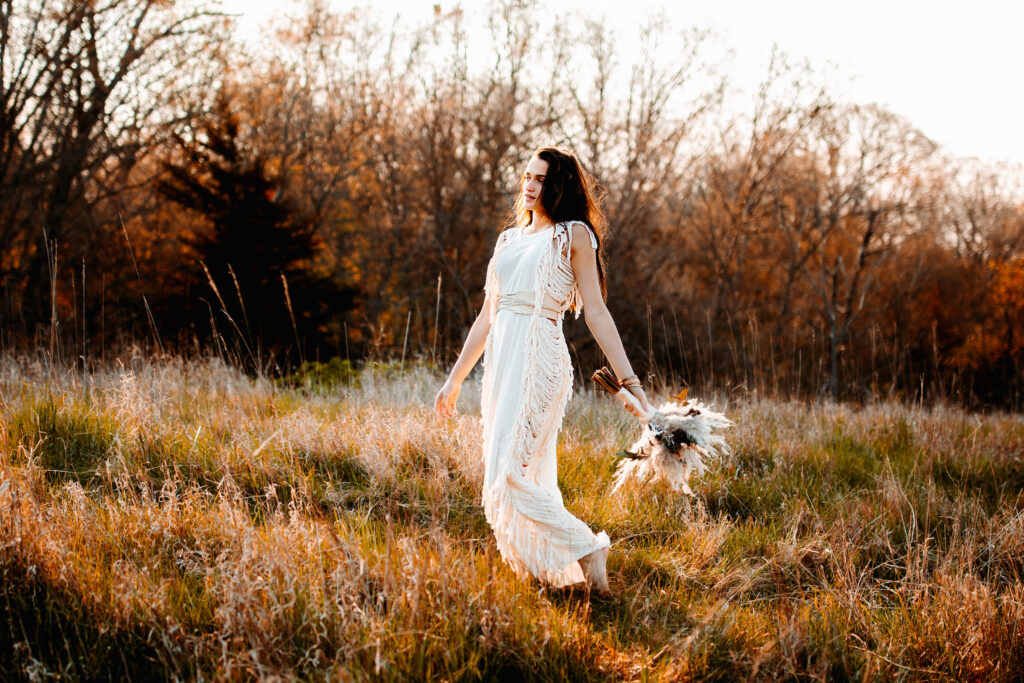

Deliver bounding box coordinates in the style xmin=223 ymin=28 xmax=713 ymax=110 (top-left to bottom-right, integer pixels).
xmin=222 ymin=0 xmax=1024 ymax=167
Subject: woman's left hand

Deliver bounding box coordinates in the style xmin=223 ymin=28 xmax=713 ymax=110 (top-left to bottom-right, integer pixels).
xmin=623 ymin=385 xmax=651 ymax=418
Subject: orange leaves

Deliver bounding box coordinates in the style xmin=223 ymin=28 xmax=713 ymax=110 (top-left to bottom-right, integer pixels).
xmin=990 ymin=258 xmax=1024 ymax=314
xmin=669 ymin=386 xmax=689 ymax=403
xmin=953 ymin=257 xmax=1024 ymax=369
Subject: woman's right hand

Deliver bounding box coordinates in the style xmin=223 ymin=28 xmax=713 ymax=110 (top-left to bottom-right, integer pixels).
xmin=434 ymin=378 xmax=462 ymax=418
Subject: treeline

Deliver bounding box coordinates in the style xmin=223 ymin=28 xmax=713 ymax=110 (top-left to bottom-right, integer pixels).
xmin=2 ymin=0 xmax=1022 ymax=407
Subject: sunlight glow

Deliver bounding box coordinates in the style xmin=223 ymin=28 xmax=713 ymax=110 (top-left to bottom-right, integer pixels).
xmin=220 ymin=0 xmax=1024 ymax=166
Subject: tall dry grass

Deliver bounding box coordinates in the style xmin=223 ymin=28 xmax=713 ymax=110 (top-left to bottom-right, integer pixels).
xmin=1 ymin=355 xmax=1022 ymax=680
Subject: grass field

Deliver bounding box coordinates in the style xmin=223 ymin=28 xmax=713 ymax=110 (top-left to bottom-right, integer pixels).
xmin=1 ymin=356 xmax=1023 ymax=680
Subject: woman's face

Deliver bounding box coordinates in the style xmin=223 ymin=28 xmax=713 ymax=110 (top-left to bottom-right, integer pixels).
xmin=521 ymin=156 xmax=549 ymax=217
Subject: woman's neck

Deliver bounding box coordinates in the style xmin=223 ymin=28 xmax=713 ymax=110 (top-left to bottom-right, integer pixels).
xmin=528 ymin=212 xmax=554 ymax=231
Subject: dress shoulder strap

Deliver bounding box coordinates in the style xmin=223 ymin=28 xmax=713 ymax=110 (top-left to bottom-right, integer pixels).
xmin=556 ymin=220 xmax=598 ymax=252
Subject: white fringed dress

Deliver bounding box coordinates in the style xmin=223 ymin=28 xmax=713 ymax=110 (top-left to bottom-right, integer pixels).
xmin=480 ymin=220 xmax=610 ymax=587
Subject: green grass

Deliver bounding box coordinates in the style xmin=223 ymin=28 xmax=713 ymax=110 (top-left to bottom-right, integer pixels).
xmin=0 ymin=357 xmax=1022 ymax=679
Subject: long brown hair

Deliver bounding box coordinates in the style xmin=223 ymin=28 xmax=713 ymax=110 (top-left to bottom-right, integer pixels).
xmin=508 ymin=146 xmax=608 ymax=300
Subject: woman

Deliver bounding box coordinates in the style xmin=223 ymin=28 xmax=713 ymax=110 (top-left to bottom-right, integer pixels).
xmin=434 ymin=147 xmax=650 ymax=593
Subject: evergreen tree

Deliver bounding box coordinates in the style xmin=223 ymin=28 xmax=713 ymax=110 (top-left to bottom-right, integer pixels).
xmin=157 ymin=96 xmax=356 ymax=368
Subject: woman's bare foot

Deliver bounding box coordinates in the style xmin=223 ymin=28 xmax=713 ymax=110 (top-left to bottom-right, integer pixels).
xmin=578 ymin=545 xmax=611 ymax=595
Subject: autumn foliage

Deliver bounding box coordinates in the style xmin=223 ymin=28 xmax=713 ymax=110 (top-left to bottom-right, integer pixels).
xmin=1 ymin=0 xmax=1021 ymax=406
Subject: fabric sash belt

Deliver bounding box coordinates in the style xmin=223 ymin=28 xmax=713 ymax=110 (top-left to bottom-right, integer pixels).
xmin=497 ymin=290 xmax=563 ymax=321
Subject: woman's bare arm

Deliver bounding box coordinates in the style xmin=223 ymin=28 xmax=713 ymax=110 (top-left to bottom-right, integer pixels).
xmin=570 ymin=223 xmax=651 ymax=413
xmin=435 ymin=294 xmax=491 ymax=417
xmin=447 ymin=295 xmax=492 ymax=384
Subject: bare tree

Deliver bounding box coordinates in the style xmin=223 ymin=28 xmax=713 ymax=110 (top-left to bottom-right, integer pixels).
xmin=944 ymin=160 xmax=1024 ymax=263
xmin=544 ymin=15 xmax=724 ymax=374
xmin=793 ymin=103 xmax=938 ymax=398
xmin=0 ymin=0 xmax=226 ymax=327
